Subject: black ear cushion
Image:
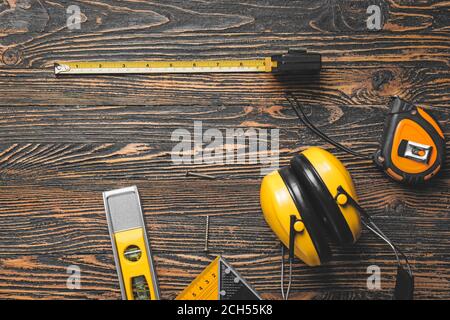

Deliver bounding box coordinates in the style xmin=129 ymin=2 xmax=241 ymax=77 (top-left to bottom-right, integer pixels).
xmin=279 ymin=167 xmax=332 ymax=263
xmin=290 ymin=154 xmax=354 ymax=245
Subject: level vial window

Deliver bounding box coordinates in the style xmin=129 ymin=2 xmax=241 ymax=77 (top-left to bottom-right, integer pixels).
xmin=124 ymin=245 xmax=142 ymax=262
xmin=132 ymin=275 xmax=151 ymax=300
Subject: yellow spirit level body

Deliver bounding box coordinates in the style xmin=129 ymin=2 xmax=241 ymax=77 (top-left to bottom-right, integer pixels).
xmin=103 ymin=186 xmax=160 ymax=300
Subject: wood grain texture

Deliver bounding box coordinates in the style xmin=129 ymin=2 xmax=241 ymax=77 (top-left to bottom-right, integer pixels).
xmin=0 ymin=0 xmax=449 ymax=300
xmin=0 ymin=0 xmax=448 ymax=36
xmin=1 ymin=63 xmax=449 ymax=107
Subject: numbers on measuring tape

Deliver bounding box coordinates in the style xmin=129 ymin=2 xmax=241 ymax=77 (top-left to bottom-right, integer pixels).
xmin=56 ymin=58 xmax=272 ymax=75
xmin=175 ymin=257 xmax=261 ymax=300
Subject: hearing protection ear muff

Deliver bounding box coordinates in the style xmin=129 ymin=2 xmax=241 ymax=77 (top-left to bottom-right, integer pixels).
xmin=260 ymin=147 xmax=414 ymax=300
xmin=261 ymin=147 xmax=361 ymax=267
xmin=261 ymin=166 xmax=330 ymax=267
xmin=290 ymin=148 xmax=361 ymax=245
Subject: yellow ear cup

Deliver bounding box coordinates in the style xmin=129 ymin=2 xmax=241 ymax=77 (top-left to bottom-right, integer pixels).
xmin=301 ymin=147 xmax=362 ymax=242
xmin=260 ymin=170 xmax=321 ymax=266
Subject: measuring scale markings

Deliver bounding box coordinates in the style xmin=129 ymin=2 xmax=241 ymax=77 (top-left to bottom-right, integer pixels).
xmin=55 ymin=58 xmax=273 ymax=74
xmin=176 ymin=256 xmax=261 ymax=300
xmin=54 ymin=49 xmax=322 ymax=75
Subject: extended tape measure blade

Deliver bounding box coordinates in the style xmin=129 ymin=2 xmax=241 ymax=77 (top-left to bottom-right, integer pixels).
xmin=55 ymin=58 xmax=272 ymax=75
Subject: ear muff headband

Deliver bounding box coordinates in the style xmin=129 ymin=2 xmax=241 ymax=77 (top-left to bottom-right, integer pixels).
xmin=279 ymin=167 xmax=332 ymax=263
xmin=299 ymin=147 xmax=362 ymax=243
xmin=291 ymin=154 xmax=355 ymax=244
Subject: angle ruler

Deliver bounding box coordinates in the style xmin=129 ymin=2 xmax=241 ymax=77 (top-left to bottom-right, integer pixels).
xmin=103 ymin=186 xmax=160 ymax=300
xmin=54 ymin=49 xmax=320 ymax=75
xmin=176 ymin=256 xmax=261 ymax=300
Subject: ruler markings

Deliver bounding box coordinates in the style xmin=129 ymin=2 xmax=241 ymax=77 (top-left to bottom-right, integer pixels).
xmin=55 ymin=58 xmax=273 ymax=74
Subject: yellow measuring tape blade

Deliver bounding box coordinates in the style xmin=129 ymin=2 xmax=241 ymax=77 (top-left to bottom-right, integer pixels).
xmin=176 ymin=257 xmax=221 ymax=300
xmin=55 ymin=57 xmax=275 ymax=74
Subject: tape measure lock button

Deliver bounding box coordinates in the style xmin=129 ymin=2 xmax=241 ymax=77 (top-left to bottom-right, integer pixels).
xmin=417 ymin=150 xmax=426 ymax=157
xmin=399 ymin=140 xmax=432 ymax=164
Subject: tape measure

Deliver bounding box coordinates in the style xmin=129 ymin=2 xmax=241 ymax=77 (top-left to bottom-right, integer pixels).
xmin=373 ymin=97 xmax=446 ymax=184
xmin=54 ymin=49 xmax=320 ymax=75
xmin=176 ymin=256 xmax=261 ymax=300
xmin=103 ymin=186 xmax=160 ymax=300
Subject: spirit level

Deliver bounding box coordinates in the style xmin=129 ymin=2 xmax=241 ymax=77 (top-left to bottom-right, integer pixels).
xmin=54 ymin=49 xmax=321 ymax=75
xmin=103 ymin=186 xmax=160 ymax=300
xmin=176 ymin=256 xmax=261 ymax=300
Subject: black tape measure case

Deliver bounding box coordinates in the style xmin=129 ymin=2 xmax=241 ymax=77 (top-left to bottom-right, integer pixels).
xmin=374 ymin=97 xmax=446 ymax=184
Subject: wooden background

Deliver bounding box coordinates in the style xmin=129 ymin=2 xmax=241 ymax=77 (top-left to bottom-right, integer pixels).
xmin=0 ymin=0 xmax=448 ymax=300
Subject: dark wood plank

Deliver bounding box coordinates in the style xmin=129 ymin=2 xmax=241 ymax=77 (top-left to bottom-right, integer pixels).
xmin=0 ymin=226 xmax=448 ymax=300
xmin=0 ymin=178 xmax=448 ymax=255
xmin=1 ymin=30 xmax=448 ymax=107
xmin=0 ymin=63 xmax=449 ymax=107
xmin=0 ymin=141 xmax=448 ymax=183
xmin=0 ymin=1 xmax=448 ymax=109
xmin=0 ymin=0 xmax=447 ymax=39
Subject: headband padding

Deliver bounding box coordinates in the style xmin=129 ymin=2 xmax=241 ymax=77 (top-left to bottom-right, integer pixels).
xmin=290 ymin=154 xmax=354 ymax=245
xmin=279 ymin=167 xmax=331 ymax=263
